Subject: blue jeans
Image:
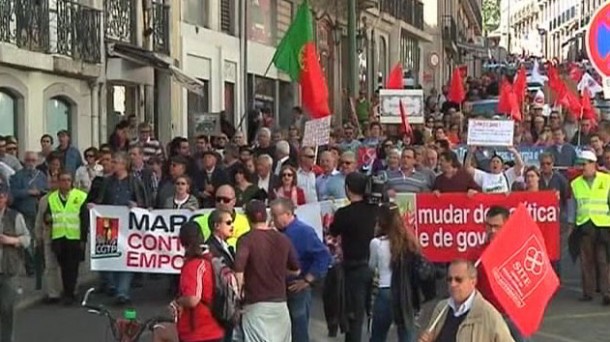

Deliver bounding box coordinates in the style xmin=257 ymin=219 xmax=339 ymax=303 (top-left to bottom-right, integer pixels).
xmin=112 ymin=272 xmax=133 ymax=300
xmin=287 ymin=287 xmax=312 ymax=342
xmin=370 ymin=288 xmax=414 ymax=342
xmin=503 ymin=315 xmax=529 ymax=342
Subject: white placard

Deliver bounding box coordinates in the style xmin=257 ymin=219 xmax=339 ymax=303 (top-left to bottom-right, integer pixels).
xmin=302 ymin=116 xmax=331 ymax=147
xmin=467 ymin=119 xmax=515 ymax=147
xmin=379 ymin=89 xmax=425 ymax=124
xmin=603 ymin=76 xmax=610 ymax=100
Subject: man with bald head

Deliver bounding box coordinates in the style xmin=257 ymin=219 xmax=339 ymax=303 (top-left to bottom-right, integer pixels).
xmin=11 ymin=151 xmax=49 ymax=275
xmin=193 ymin=184 xmax=250 ymax=248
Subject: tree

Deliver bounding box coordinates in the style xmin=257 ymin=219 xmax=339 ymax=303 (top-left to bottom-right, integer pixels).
xmin=482 ymin=0 xmax=500 ymax=33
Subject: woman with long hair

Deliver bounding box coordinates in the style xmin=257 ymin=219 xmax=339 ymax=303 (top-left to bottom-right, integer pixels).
xmin=273 ymin=165 xmax=305 ymax=206
xmin=233 ymin=164 xmax=259 ymax=207
xmin=171 ymin=222 xmax=224 ymax=342
xmin=369 ymin=203 xmax=423 ymax=342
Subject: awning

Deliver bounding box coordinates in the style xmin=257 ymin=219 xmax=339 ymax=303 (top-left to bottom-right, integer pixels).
xmin=456 ymin=41 xmax=489 ymax=54
xmin=107 ymin=42 xmax=205 ymax=96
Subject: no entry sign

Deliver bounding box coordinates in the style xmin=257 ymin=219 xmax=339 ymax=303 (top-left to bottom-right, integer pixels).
xmin=586 ymin=3 xmax=610 ymax=98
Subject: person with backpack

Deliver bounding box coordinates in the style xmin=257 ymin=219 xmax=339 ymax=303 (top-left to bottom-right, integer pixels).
xmin=171 ymin=222 xmax=224 ymax=342
xmin=205 ymin=209 xmax=239 ymax=342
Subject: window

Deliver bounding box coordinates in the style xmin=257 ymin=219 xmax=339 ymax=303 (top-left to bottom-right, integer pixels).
xmin=0 ymin=90 xmax=16 ymax=137
xmin=46 ymin=97 xmax=71 ymax=136
xmin=183 ymin=0 xmax=207 ymax=27
xmin=379 ymin=36 xmax=388 ymax=81
xmin=247 ymin=0 xmax=277 ymax=45
xmin=224 ymin=82 xmax=235 ymax=126
xmin=220 ymin=0 xmax=235 ymax=34
xmin=187 ymin=81 xmax=210 ymax=138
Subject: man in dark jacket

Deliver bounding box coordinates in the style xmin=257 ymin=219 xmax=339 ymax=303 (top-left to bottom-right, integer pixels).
xmin=195 ymin=151 xmax=229 ymax=208
xmin=91 ymin=151 xmax=146 ymax=305
xmin=128 ymin=145 xmax=156 ymax=207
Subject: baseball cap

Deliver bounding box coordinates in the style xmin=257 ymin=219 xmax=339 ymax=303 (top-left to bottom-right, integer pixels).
xmin=576 ymin=150 xmax=597 ymax=164
xmin=244 ymin=200 xmax=268 ymax=224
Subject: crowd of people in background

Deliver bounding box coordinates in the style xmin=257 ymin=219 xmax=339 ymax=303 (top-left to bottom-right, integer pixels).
xmin=2 ymin=56 xmax=610 ymax=342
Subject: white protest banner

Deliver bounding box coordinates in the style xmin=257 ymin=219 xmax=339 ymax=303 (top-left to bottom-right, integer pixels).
xmin=90 ymin=202 xmax=329 ymax=274
xmin=467 ymin=119 xmax=515 ymax=147
xmin=302 ymin=116 xmax=331 ymax=147
xmin=379 ymin=89 xmax=424 ymax=124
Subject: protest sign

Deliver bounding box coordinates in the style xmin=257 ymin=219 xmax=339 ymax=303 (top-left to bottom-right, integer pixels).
xmin=453 ymin=145 xmax=546 ymax=167
xmin=379 ymin=89 xmax=424 ymax=124
xmin=395 ymin=191 xmax=560 ymax=262
xmin=357 ymin=146 xmax=377 ymax=168
xmin=467 ymin=119 xmax=515 ymax=146
xmin=90 ymin=202 xmax=328 ymax=274
xmin=302 ymin=116 xmax=331 ymax=147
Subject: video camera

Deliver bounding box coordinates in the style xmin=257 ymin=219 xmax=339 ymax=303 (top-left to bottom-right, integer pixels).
xmin=364 ymin=173 xmax=388 ymax=205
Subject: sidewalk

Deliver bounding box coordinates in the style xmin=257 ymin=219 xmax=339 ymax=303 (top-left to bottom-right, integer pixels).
xmin=16 ymin=256 xmax=97 ymax=310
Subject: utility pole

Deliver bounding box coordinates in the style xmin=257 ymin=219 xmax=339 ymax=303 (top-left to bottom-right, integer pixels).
xmin=348 ymin=0 xmax=358 ymax=98
xmin=507 ymin=0 xmax=512 ymax=55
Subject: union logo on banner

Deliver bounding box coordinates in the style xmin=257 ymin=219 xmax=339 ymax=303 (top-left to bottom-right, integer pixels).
xmin=491 ymin=235 xmax=550 ymax=308
xmin=92 ymin=216 xmax=122 ymax=259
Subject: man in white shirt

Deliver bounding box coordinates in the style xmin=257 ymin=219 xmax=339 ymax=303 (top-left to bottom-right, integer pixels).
xmin=255 ymin=154 xmax=278 ymax=194
xmin=297 ymin=147 xmax=318 ymax=203
xmin=274 ymin=140 xmax=292 ymax=176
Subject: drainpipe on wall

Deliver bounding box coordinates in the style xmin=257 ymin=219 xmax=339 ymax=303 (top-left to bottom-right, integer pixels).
xmin=143 ymin=0 xmax=155 ymax=125
xmin=99 ymin=3 xmax=108 ymax=144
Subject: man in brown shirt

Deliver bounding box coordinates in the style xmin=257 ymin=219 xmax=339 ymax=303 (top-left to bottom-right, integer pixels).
xmin=433 ymin=151 xmax=481 ymax=194
xmin=235 ymin=200 xmax=300 ymax=342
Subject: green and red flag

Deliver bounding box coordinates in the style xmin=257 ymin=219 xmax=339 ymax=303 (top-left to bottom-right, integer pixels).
xmin=271 ymin=1 xmax=330 ymax=119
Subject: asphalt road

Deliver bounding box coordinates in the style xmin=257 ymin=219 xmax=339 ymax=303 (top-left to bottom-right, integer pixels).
xmin=14 ymin=257 xmax=610 ymax=342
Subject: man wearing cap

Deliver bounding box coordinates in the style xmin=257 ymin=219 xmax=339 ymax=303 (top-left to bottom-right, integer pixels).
xmin=195 ymin=150 xmax=229 ymax=208
xmin=0 ymin=184 xmax=31 ymax=341
xmin=156 ymin=156 xmax=189 ymax=208
xmin=569 ymin=149 xmax=610 ymax=305
xmin=55 ymin=130 xmax=83 ymax=175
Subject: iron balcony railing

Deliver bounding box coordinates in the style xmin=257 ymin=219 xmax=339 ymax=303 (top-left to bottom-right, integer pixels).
xmin=442 ymin=15 xmax=457 ymax=44
xmin=151 ymin=0 xmax=169 ymax=54
xmin=380 ymin=0 xmax=424 ymax=30
xmin=0 ymin=0 xmax=101 ymax=63
xmin=105 ymin=0 xmax=137 ymax=44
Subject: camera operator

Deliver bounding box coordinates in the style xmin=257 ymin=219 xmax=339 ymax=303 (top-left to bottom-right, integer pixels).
xmin=329 ymin=172 xmax=379 ymax=342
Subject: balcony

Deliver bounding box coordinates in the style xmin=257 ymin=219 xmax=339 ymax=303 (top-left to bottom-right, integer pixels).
xmin=0 ymin=0 xmax=101 ymax=64
xmin=380 ymin=0 xmax=424 ymax=30
xmin=105 ymin=0 xmax=137 ymax=44
xmin=150 ymin=0 xmax=169 ymax=54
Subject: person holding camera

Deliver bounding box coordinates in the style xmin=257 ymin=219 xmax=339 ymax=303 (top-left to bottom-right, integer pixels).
xmin=329 ymin=172 xmax=379 ymax=342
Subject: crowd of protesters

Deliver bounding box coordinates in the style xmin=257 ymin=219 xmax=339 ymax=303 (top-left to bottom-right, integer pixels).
xmin=2 ymin=57 xmax=610 ymax=341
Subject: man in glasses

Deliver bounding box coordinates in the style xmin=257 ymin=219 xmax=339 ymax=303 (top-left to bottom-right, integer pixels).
xmin=156 ymin=156 xmax=188 ymax=208
xmin=325 ymin=151 xmax=357 ymax=200
xmin=10 ymin=151 xmax=48 ymax=276
xmin=419 ymin=260 xmax=512 ymax=342
xmin=297 ymin=147 xmax=318 ymax=203
xmin=129 ymin=122 xmax=163 ymax=162
xmin=193 ymin=185 xmax=250 ymax=249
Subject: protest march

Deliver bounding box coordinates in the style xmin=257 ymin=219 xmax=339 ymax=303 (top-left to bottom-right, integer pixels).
xmin=4 ymin=0 xmax=610 ymax=341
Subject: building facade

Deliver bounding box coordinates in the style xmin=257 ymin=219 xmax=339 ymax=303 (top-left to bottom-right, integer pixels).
xmin=538 ymin=0 xmax=580 ymax=61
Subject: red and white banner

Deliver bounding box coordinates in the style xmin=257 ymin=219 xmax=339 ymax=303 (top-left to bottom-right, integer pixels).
xmin=479 ymin=204 xmax=559 ymax=337
xmin=396 ymin=191 xmax=560 ymax=263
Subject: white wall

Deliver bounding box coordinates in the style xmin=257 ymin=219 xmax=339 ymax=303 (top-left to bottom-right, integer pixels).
xmin=0 ymin=65 xmax=93 ymax=154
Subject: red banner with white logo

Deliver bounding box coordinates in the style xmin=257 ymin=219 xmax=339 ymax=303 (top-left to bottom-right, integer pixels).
xmin=411 ymin=191 xmax=560 ymax=262
xmin=479 ymin=204 xmax=559 ymax=337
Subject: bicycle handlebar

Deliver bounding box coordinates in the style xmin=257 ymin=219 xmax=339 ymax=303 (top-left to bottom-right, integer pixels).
xmin=81 ymin=287 xmax=175 ymax=341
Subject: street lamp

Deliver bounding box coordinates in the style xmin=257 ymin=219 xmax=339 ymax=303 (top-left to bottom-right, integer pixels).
xmin=356 ymin=17 xmax=368 ymax=53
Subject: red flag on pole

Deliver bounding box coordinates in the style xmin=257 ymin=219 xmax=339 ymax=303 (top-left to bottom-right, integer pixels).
xmin=508 ymin=91 xmax=522 ymax=122
xmin=497 ymin=79 xmax=512 ymax=114
xmin=479 ymin=204 xmax=559 ymax=337
xmin=447 ymin=67 xmax=466 ymax=104
xmin=513 ymin=65 xmax=527 ymax=105
xmin=387 ymin=63 xmax=412 ymax=135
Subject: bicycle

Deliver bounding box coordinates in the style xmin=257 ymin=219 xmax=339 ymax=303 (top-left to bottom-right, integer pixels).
xmin=81 ymin=287 xmax=175 ymax=342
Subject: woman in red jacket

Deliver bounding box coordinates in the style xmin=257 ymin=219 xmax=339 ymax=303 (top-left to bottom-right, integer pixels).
xmin=273 ymin=165 xmax=306 ymax=206
xmin=171 ymin=222 xmax=224 ymax=342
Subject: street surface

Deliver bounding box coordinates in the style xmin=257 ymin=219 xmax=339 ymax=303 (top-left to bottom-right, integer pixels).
xmin=15 ymin=254 xmax=610 ymax=342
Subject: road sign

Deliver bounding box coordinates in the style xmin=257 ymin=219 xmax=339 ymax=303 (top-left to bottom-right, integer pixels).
xmin=586 ymin=3 xmax=610 ymax=99
xmin=429 ymin=53 xmax=439 ymax=68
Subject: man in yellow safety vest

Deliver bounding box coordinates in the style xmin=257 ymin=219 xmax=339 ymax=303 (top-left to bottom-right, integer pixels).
xmin=570 ymin=149 xmax=610 ymax=305
xmin=193 ymin=184 xmax=250 ymax=249
xmin=46 ymin=171 xmax=87 ymax=305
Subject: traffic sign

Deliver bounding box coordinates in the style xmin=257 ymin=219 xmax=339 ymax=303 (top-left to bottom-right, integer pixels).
xmin=429 ymin=53 xmax=439 ymax=68
xmin=586 ymin=3 xmax=610 ymax=99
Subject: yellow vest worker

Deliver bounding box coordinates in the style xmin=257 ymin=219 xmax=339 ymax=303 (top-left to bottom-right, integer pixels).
xmin=194 ymin=211 xmax=250 ymax=248
xmin=571 ymin=172 xmax=610 ymax=227
xmin=48 ymin=189 xmax=88 ymax=240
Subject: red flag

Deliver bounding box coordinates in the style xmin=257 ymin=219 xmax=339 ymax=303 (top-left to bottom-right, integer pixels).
xmin=497 ymin=79 xmax=512 ymax=114
xmin=569 ymin=63 xmax=583 ymax=82
xmin=300 ymin=44 xmax=331 ymax=118
xmin=447 ymin=68 xmax=465 ymax=104
xmin=508 ymin=91 xmax=522 ymax=122
xmin=479 ymin=204 xmax=559 ymax=337
xmin=386 ymin=63 xmax=403 ymax=89
xmin=387 ymin=63 xmax=412 ymax=135
xmin=513 ymin=65 xmax=527 ymax=105
xmin=581 ymin=91 xmax=597 ymax=123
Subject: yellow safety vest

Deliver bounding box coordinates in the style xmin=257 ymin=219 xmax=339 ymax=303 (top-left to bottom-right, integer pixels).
xmin=194 ymin=211 xmax=250 ymax=248
xmin=49 ymin=189 xmax=87 ymax=240
xmin=571 ymin=172 xmax=610 ymax=227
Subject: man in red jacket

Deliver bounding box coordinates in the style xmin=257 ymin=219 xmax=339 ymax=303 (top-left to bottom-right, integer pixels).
xmin=477 ymin=206 xmax=529 ymax=342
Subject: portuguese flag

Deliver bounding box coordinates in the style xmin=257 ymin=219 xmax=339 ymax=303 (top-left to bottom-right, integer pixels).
xmin=272 ymin=1 xmax=330 ymax=118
